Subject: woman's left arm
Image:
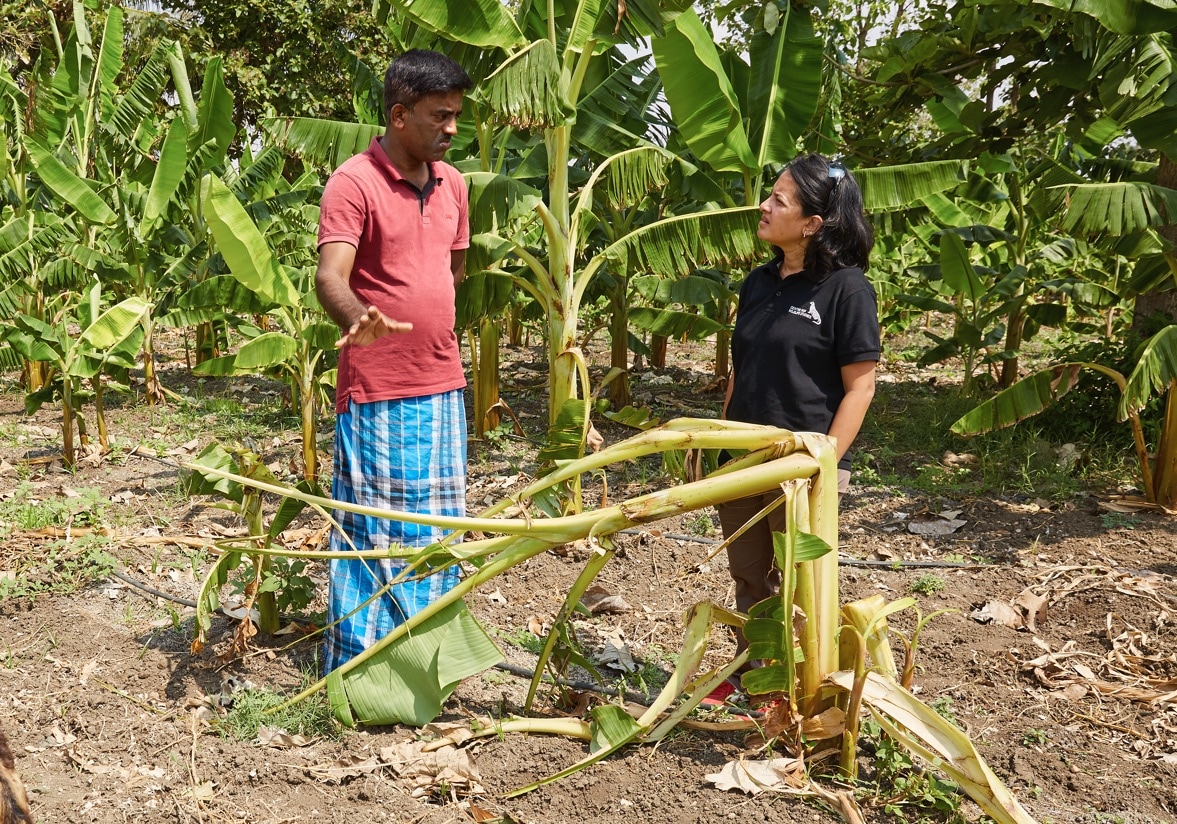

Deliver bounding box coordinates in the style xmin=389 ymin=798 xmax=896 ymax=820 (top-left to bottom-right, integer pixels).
xmin=828 ymin=360 xmax=877 ymax=461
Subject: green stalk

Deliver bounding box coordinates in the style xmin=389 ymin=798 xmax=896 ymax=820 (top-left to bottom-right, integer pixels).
xmin=525 ymin=542 xmax=614 ymax=711
xmin=243 ymin=490 xmax=279 ymax=635
xmin=838 ymin=626 xmax=868 ymax=778
xmin=797 ymin=433 xmax=841 ymax=712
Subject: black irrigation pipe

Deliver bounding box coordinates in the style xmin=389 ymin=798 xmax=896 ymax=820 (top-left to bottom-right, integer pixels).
xmin=111 ymin=568 xmax=199 ymax=608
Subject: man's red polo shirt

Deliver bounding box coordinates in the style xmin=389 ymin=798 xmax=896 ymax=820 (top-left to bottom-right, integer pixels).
xmin=318 ymin=137 xmax=469 ymax=412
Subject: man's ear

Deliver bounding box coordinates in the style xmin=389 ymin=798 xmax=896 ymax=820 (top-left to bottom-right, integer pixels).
xmin=388 ymin=103 xmax=410 ymax=126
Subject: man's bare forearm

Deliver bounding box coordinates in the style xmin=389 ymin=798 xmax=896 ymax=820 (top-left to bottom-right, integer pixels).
xmin=315 ymin=268 xmax=367 ymax=329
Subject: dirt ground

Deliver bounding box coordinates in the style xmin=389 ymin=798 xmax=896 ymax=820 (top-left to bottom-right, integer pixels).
xmin=1 ymin=342 xmax=1176 ymax=824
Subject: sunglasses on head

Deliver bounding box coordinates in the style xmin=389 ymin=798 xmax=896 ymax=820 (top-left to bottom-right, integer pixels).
xmin=826 ymin=160 xmax=846 ymax=209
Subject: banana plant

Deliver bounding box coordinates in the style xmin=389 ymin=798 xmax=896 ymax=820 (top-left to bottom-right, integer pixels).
xmin=190 ymin=173 xmax=336 ymax=484
xmin=18 ymin=3 xmax=238 ymax=405
xmin=2 ymin=281 xmax=147 ymax=467
xmin=952 ymin=326 xmax=1177 ymax=508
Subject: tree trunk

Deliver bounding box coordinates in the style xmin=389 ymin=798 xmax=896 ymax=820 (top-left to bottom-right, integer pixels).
xmin=650 ymin=334 xmax=668 ymax=369
xmin=194 ymin=321 xmax=219 ymax=364
xmin=297 ymin=368 xmax=318 ymax=484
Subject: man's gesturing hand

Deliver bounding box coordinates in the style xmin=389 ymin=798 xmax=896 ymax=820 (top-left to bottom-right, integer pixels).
xmin=335 ymin=305 xmax=413 ymax=348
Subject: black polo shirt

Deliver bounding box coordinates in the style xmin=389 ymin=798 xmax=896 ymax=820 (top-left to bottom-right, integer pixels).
xmin=727 ymin=259 xmax=880 ymax=471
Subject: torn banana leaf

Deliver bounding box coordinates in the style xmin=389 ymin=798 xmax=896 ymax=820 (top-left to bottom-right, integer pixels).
xmin=327 ymin=599 xmax=503 ymax=727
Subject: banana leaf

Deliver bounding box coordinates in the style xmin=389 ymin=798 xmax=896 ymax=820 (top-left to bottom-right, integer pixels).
xmin=326 ymin=598 xmax=503 ymax=727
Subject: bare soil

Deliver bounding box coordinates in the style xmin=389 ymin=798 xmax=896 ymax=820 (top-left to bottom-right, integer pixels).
xmin=2 ymin=341 xmax=1176 ymax=824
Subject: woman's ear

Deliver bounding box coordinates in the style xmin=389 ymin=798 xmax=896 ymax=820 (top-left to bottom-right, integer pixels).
xmin=807 ymin=215 xmax=824 ymax=235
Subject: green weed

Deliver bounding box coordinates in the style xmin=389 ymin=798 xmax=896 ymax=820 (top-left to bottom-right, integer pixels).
xmin=216 ymin=671 xmax=339 ymax=742
xmin=910 ymin=574 xmax=945 ymax=596
xmin=498 ymin=627 xmax=545 ymax=656
xmin=684 ymin=511 xmax=717 ymax=537
xmin=1099 ymin=512 xmax=1138 ymax=531
xmin=858 ymin=718 xmax=969 ymax=823
xmin=0 ymin=534 xmax=117 ymax=600
xmin=1022 ymin=727 xmax=1048 ymax=747
xmin=0 ymin=483 xmax=107 ymax=531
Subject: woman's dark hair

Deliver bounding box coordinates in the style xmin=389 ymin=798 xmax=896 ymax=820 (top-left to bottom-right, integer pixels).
xmin=384 ymin=49 xmax=472 ymax=114
xmin=784 ymin=153 xmax=873 ymax=275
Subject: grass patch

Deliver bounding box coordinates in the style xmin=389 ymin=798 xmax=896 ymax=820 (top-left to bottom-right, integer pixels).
xmin=0 ymin=482 xmax=108 ymax=531
xmin=857 ymin=380 xmax=1136 ymax=500
xmin=216 ymin=675 xmax=340 ymax=742
xmin=0 ymin=534 xmax=117 ymax=599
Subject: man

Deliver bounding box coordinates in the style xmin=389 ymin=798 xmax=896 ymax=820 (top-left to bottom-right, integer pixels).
xmin=314 ymin=49 xmax=472 ymax=674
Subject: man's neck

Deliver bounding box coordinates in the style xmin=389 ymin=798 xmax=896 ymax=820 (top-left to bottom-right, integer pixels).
xmin=379 ymin=135 xmax=431 ymax=189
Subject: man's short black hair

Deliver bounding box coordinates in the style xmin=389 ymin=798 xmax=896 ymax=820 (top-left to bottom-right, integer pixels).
xmin=384 ymin=49 xmax=472 ymax=115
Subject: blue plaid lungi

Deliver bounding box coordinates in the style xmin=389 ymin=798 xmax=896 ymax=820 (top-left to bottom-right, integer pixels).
xmin=323 ymin=390 xmax=466 ymax=674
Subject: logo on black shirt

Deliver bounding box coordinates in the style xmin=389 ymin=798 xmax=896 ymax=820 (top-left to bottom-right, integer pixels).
xmin=788 ymin=301 xmax=822 ymax=325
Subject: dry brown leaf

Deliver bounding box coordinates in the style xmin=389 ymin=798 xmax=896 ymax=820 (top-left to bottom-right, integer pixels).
xmin=257 ymin=725 xmax=313 ymax=748
xmin=380 ymin=741 xmax=485 ymax=797
xmin=971 ymin=600 xmax=1023 ymax=628
xmin=801 ymin=706 xmax=846 ymax=741
xmin=1013 ymin=589 xmax=1048 ymax=632
xmin=594 ymin=629 xmax=637 ymax=672
xmin=580 ymin=585 xmax=633 ymax=615
xmin=306 ymin=753 xmax=384 ymax=783
xmin=705 ymin=757 xmax=806 ymax=794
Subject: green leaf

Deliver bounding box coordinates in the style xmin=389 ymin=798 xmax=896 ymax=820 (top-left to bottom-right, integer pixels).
xmin=1122 ymin=326 xmax=1177 ymax=417
xmin=537 ymin=398 xmax=589 ymax=464
xmin=456 ymin=269 xmax=515 ymax=327
xmin=652 ymin=9 xmax=756 ymax=172
xmin=628 ymin=307 xmax=726 ymax=340
xmin=793 ymin=532 xmax=834 ymax=563
xmin=747 ymin=5 xmax=822 ymax=167
xmin=1058 ymin=182 xmax=1177 ymax=236
xmin=174 ymin=274 xmax=269 ymax=315
xmin=94 ymin=6 xmax=124 ymax=124
xmin=230 ymin=331 xmax=298 ymax=370
xmin=477 ymin=39 xmax=572 ymax=129
xmin=263 ymin=117 xmax=381 ymax=170
xmin=1033 ymin=0 xmax=1177 ymax=34
xmin=951 ymin=364 xmax=1087 ymax=435
xmin=385 ymin=0 xmax=524 ymax=48
xmin=24 ymin=137 xmax=116 ymax=225
xmin=79 ymin=297 xmax=149 ymax=350
xmin=939 ymin=232 xmax=984 ymax=302
xmin=740 ymin=663 xmax=792 ymax=696
xmin=191 ymin=57 xmax=236 ymax=169
xmin=576 ymin=146 xmax=676 ymax=218
xmin=327 ymin=599 xmax=502 ymax=726
xmin=143 ymin=117 xmax=188 ymax=232
xmin=108 ymin=39 xmax=174 ymax=140
xmin=589 ymin=705 xmax=643 ymax=754
xmin=603 ymin=207 xmax=761 ymax=279
xmin=203 ymin=174 xmax=300 ymax=307
xmin=855 ymin=161 xmax=968 ymax=213
xmin=182 ymin=442 xmax=244 ymax=500
xmin=466 ymin=171 xmax=543 ymax=235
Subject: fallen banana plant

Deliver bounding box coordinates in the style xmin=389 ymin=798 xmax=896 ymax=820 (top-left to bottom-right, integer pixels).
xmin=182 ymin=417 xmax=1039 ymax=822
xmin=183 ymin=418 xmax=837 ymax=726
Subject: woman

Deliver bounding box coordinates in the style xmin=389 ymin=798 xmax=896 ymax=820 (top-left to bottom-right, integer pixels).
xmin=713 ymin=153 xmax=879 ymax=701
